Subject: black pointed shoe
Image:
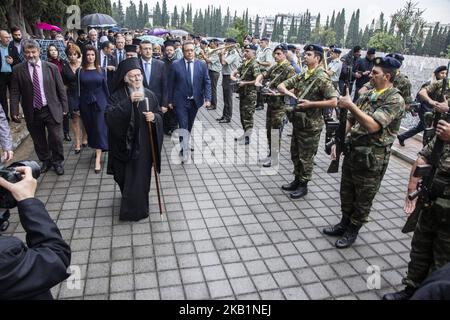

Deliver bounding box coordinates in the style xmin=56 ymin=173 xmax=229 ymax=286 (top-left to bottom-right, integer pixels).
xmin=335 ymin=223 xmax=362 ymax=249
xmin=382 ymin=287 xmax=415 ymax=300
xmin=290 ymin=183 xmax=308 ymax=199
xmin=40 ymin=161 xmax=52 ymax=173
xmin=54 ymin=164 xmax=65 ymax=176
xmin=323 ymin=216 xmax=351 ymax=237
xmin=282 ymin=177 xmax=301 ymax=191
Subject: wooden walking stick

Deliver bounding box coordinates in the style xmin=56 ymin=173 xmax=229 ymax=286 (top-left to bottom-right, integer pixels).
xmin=145 ymin=97 xmax=165 ymax=220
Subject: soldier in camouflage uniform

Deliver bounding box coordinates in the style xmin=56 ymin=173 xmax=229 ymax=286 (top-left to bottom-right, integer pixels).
xmin=383 ymin=119 xmax=450 ymax=300
xmin=230 ymin=44 xmax=261 ymax=145
xmin=417 ymin=73 xmax=450 ymax=144
xmin=323 ymin=56 xmax=406 ymax=248
xmin=359 ymin=53 xmax=413 ymax=108
xmin=277 ymin=44 xmax=338 ymax=199
xmin=255 ymin=43 xmax=296 ymax=167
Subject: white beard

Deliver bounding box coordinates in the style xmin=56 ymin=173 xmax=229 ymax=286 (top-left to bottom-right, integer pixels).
xmin=127 ymin=84 xmax=145 ymax=101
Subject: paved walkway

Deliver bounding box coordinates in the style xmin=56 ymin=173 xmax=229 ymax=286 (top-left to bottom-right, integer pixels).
xmin=8 ymin=92 xmax=415 ymax=300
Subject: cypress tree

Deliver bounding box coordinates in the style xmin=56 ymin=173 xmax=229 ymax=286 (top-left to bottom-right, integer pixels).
xmin=154 ymin=2 xmax=162 ymax=27
xmin=330 ymin=10 xmax=336 ymax=29
xmin=345 ymin=12 xmax=355 ymax=48
xmin=254 ymin=15 xmax=260 ymax=36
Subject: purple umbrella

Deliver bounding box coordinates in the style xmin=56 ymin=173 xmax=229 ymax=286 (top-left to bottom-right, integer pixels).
xmin=151 ymin=28 xmax=169 ymax=36
xmin=36 ymin=22 xmax=61 ymax=32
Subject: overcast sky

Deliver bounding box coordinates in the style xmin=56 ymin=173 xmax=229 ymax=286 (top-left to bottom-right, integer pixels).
xmin=121 ymin=0 xmax=450 ymax=26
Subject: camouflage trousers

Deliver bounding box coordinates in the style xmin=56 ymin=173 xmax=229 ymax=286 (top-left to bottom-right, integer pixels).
xmin=290 ymin=126 xmax=322 ymax=183
xmin=266 ymin=99 xmax=286 ymax=153
xmin=403 ymin=198 xmax=450 ymax=289
xmin=340 ymin=146 xmax=391 ymax=226
xmin=239 ymin=90 xmax=257 ymax=132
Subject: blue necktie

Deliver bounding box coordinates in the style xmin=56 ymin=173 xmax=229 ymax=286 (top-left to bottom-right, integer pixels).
xmin=145 ymin=62 xmax=151 ymax=85
xmin=187 ymin=61 xmax=193 ymax=97
xmin=119 ymin=50 xmax=123 ymax=63
xmin=103 ymin=55 xmax=107 ymax=68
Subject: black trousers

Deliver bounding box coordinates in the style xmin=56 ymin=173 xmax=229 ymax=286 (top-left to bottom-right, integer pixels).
xmin=63 ymin=114 xmax=70 ymax=135
xmin=209 ymin=70 xmax=220 ymax=107
xmin=0 ymin=72 xmax=12 ymax=119
xmin=222 ymin=75 xmax=233 ymax=120
xmin=398 ymin=109 xmax=428 ymax=145
xmin=163 ymin=108 xmax=178 ymax=134
xmin=26 ymin=106 xmax=64 ymax=165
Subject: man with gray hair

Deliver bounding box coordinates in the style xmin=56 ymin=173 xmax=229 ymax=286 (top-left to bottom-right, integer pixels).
xmin=87 ymin=28 xmax=99 ymax=51
xmin=10 ymin=39 xmax=68 ymax=175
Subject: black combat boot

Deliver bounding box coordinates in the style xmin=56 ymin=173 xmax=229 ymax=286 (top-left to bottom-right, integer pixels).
xmin=290 ymin=182 xmax=308 ymax=199
xmin=323 ymin=216 xmax=350 ymax=237
xmin=282 ymin=177 xmax=301 ymax=191
xmin=335 ymin=223 xmax=361 ymax=249
xmin=382 ymin=287 xmax=415 ymax=300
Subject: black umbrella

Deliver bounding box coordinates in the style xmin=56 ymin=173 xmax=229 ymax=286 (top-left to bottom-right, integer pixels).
xmin=81 ymin=13 xmax=117 ymax=27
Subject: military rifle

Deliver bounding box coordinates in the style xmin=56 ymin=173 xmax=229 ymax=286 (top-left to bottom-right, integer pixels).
xmin=402 ymin=112 xmax=450 ymax=233
xmin=326 ymin=66 xmax=353 ymax=174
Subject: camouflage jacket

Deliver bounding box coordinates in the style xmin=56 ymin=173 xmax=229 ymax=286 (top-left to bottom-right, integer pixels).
xmin=349 ymin=87 xmax=406 ymax=147
xmin=426 ymin=79 xmax=450 ymax=106
xmin=419 ymin=138 xmax=450 ymax=199
xmin=237 ymin=58 xmax=261 ymax=92
xmin=282 ymin=66 xmax=337 ymax=130
xmin=363 ymin=72 xmax=413 ymax=105
xmin=262 ymin=60 xmax=296 ymax=89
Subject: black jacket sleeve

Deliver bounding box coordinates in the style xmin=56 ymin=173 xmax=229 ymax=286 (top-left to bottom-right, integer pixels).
xmin=0 ymin=198 xmax=71 ymax=300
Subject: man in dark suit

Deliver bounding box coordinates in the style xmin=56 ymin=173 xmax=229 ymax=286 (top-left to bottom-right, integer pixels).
xmin=113 ymin=36 xmax=126 ymax=67
xmin=100 ymin=41 xmax=117 ymax=92
xmin=168 ymin=41 xmax=211 ymax=163
xmin=139 ymin=40 xmax=167 ymax=108
xmin=9 ymin=26 xmax=24 ymax=65
xmin=75 ymin=29 xmax=88 ymax=53
xmin=86 ymin=28 xmax=100 ymax=51
xmin=10 ymin=39 xmax=69 ymax=175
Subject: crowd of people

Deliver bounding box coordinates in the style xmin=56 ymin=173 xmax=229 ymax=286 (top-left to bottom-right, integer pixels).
xmin=0 ymin=25 xmax=450 ymax=300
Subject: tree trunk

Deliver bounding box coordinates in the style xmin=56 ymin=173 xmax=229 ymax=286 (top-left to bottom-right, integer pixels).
xmin=6 ymin=0 xmax=27 ymax=34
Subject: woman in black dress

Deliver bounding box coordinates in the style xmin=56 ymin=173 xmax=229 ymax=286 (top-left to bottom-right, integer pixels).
xmin=62 ymin=43 xmax=88 ymax=154
xmin=79 ymin=46 xmax=109 ymax=173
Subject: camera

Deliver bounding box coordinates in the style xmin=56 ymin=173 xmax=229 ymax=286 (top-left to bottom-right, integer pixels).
xmin=0 ymin=161 xmax=41 ymax=209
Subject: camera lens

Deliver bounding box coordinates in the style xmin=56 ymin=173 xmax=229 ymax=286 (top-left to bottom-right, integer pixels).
xmin=10 ymin=161 xmax=41 ymax=179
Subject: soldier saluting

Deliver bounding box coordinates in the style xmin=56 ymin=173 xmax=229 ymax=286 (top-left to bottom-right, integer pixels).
xmin=322 ymin=56 xmax=406 ymax=248
xmin=277 ymin=44 xmax=338 ymax=199
xmin=255 ymin=43 xmax=296 ymax=168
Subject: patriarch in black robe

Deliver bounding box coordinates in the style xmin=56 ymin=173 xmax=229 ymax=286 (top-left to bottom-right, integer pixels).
xmin=106 ymin=58 xmax=164 ymax=221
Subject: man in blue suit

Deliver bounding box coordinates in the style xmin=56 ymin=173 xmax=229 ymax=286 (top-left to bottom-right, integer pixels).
xmin=168 ymin=41 xmax=211 ymax=163
xmin=139 ymin=40 xmax=167 ymax=108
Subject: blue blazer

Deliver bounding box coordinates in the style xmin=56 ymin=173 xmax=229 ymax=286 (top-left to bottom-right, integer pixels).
xmin=168 ymin=59 xmax=211 ymax=109
xmin=140 ymin=58 xmax=167 ymax=107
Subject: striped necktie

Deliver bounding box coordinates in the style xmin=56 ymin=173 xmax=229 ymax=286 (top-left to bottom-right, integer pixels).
xmin=32 ymin=64 xmax=43 ymax=109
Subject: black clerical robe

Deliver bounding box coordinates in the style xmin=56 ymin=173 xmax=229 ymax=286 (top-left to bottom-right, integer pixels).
xmin=106 ymin=87 xmax=164 ymax=221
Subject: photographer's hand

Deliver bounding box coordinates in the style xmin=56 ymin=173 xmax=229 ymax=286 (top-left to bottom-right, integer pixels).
xmin=0 ymin=166 xmax=37 ymax=202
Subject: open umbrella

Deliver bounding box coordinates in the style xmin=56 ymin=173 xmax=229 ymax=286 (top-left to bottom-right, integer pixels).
xmin=138 ymin=35 xmax=165 ymax=46
xmin=150 ymin=28 xmax=169 ymax=36
xmin=170 ymin=29 xmax=189 ymax=37
xmin=81 ymin=13 xmax=117 ymax=27
xmin=36 ymin=22 xmax=61 ymax=32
